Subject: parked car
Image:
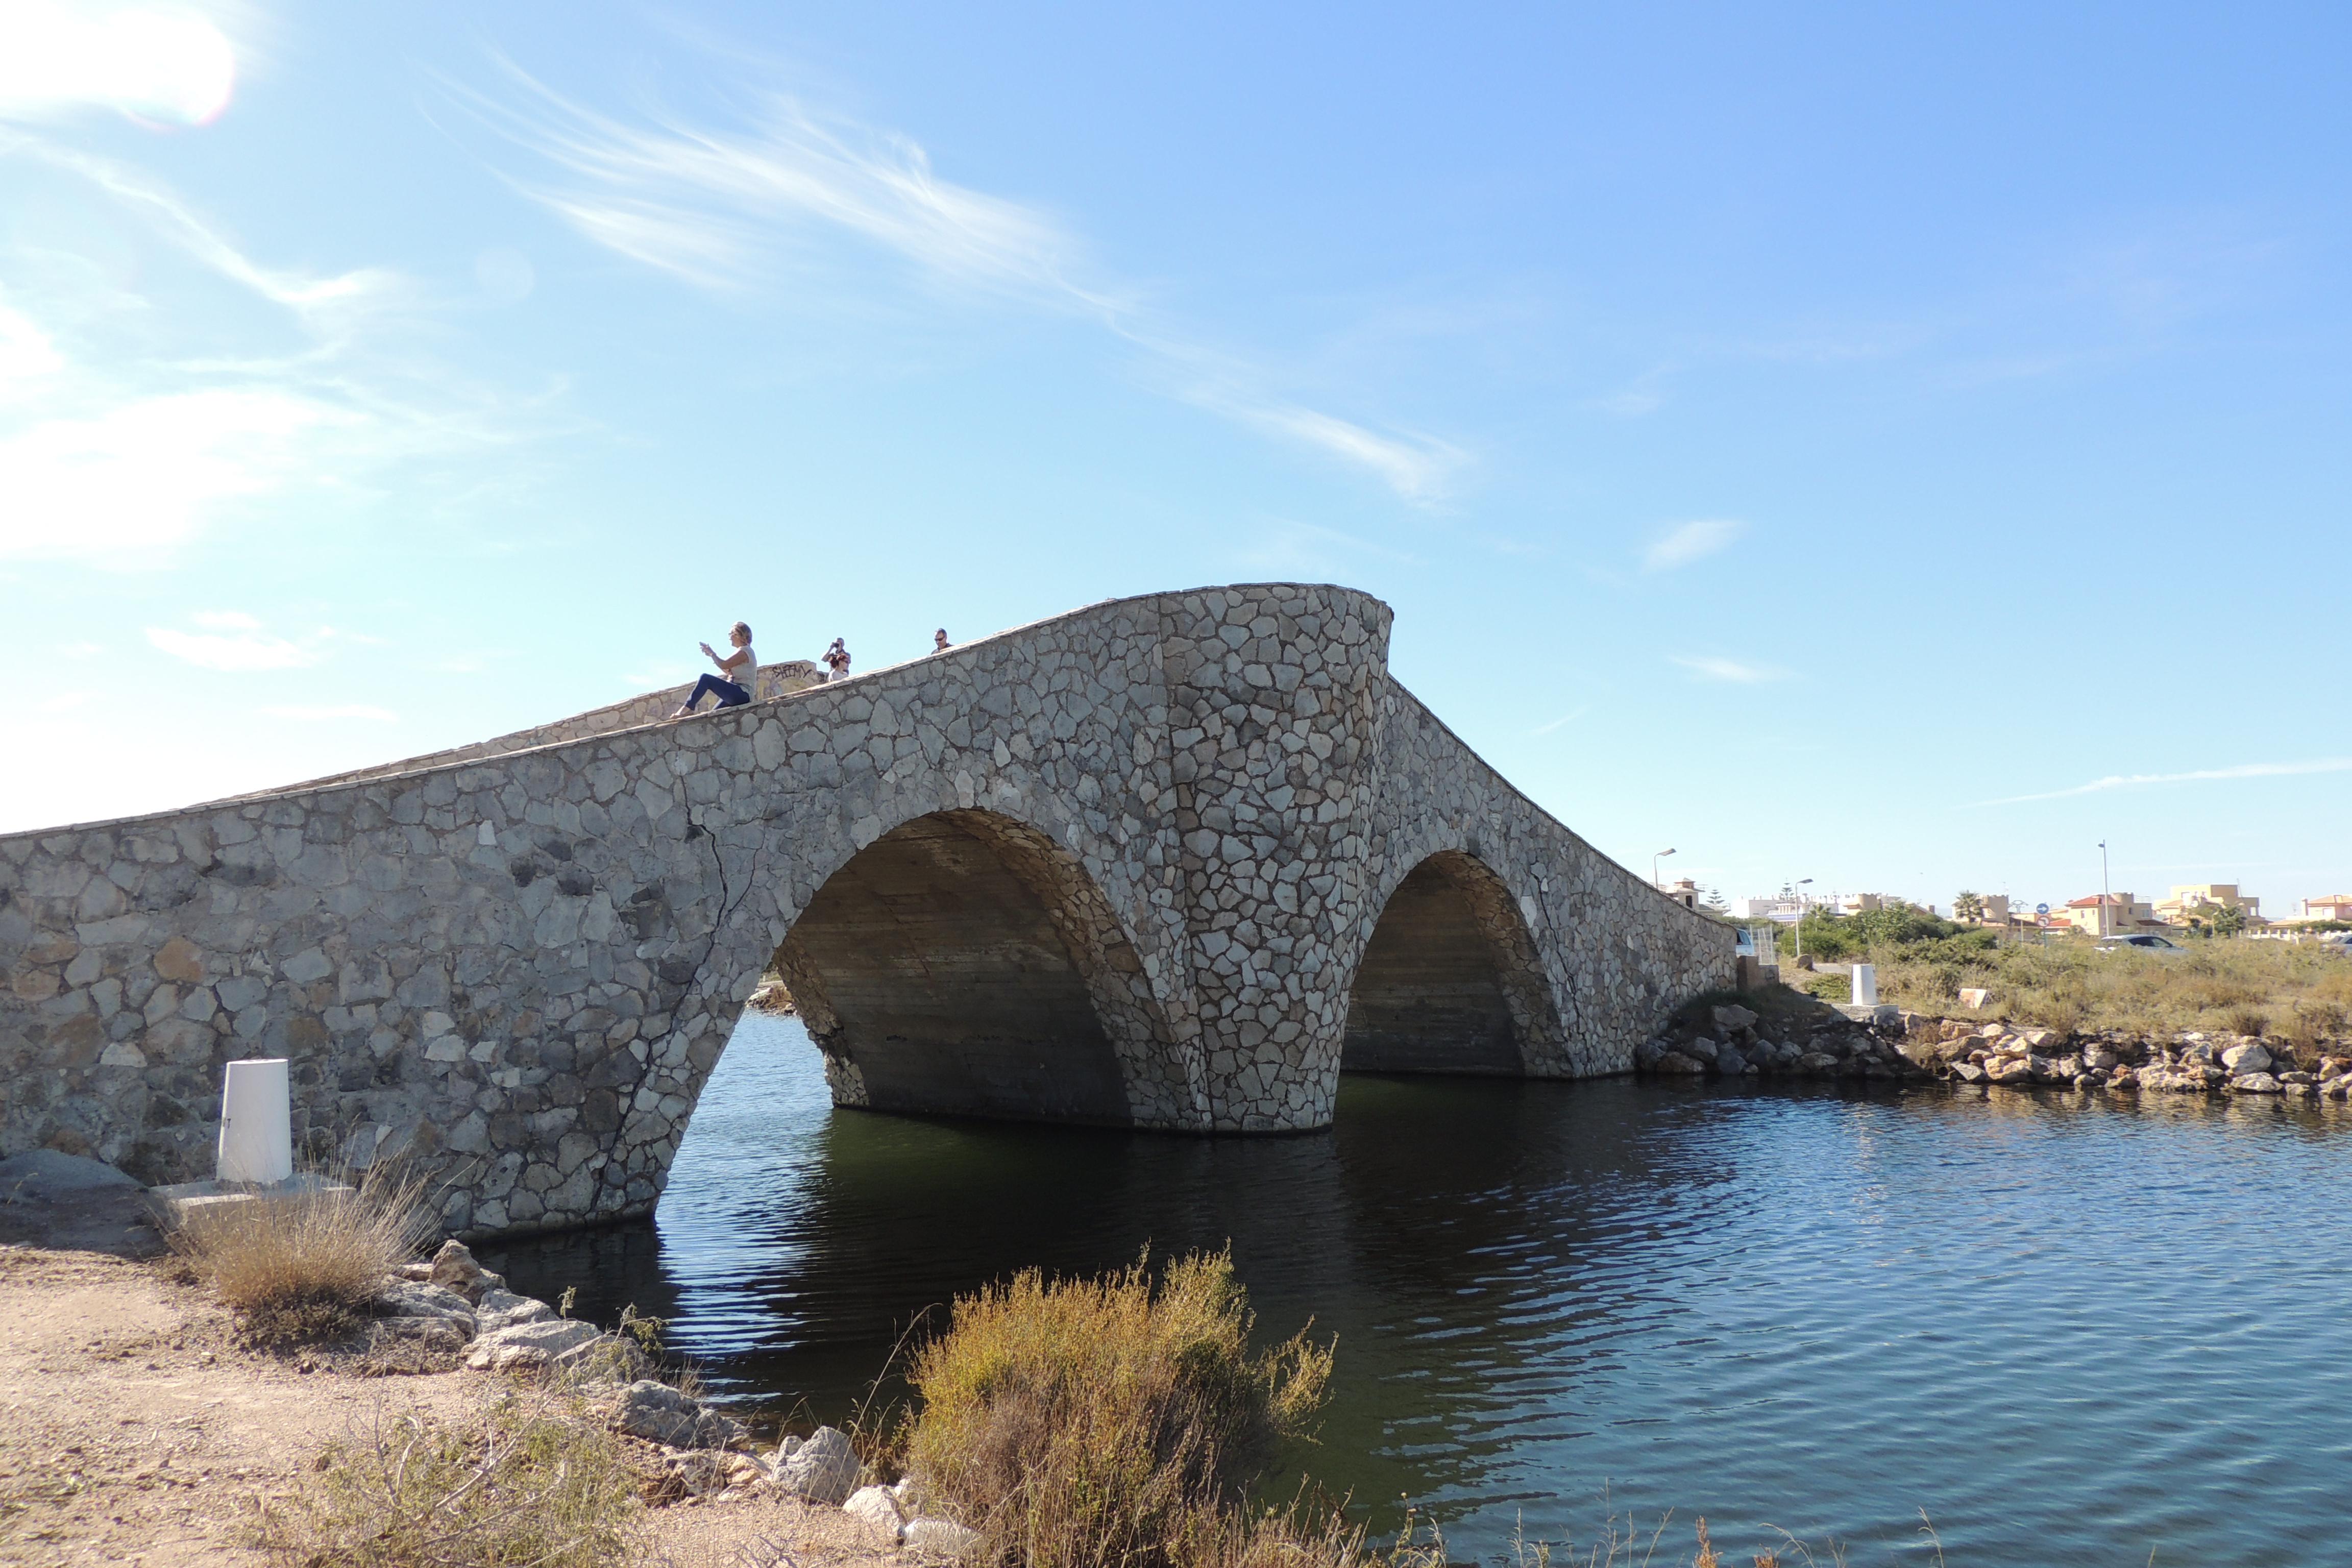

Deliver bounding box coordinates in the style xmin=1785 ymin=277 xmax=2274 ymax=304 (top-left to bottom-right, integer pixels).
xmin=2096 ymin=934 xmax=2186 ymax=952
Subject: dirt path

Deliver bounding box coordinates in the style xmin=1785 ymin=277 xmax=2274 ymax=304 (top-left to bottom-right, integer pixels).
xmin=0 ymin=1244 xmax=895 ymax=1567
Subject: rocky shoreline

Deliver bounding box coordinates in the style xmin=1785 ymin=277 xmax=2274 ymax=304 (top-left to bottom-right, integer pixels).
xmin=1637 ymin=999 xmax=2351 ymax=1100
xmin=379 ymin=1238 xmax=974 ymax=1554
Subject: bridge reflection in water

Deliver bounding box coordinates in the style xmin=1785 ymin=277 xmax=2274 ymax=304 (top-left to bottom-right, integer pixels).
xmin=484 ymin=1011 xmax=2352 ymax=1568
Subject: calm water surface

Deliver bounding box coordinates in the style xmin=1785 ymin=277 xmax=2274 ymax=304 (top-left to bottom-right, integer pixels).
xmin=487 ymin=1013 xmax=2352 ymax=1564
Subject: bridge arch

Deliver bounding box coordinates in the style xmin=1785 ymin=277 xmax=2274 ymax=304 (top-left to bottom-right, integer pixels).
xmin=758 ymin=808 xmax=1198 ymax=1128
xmin=1340 ymin=849 xmax=1569 ymax=1076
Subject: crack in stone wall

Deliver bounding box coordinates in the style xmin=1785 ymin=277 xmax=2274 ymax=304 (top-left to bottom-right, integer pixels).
xmin=0 ymin=584 xmax=1732 ymax=1239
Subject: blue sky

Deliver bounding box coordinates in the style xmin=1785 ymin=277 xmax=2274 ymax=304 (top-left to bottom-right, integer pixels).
xmin=3 ymin=2 xmax=2347 ymax=918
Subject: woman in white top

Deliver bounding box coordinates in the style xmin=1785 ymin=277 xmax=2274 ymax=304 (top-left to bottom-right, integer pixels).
xmin=674 ymin=622 xmax=757 ymax=715
xmin=822 ymin=638 xmax=851 ymax=682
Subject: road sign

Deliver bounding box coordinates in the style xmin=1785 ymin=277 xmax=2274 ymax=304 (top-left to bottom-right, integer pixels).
xmin=2036 ymin=903 xmax=2049 ymax=915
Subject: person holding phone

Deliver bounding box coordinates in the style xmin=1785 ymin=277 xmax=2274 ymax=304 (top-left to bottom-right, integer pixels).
xmin=674 ymin=622 xmax=757 ymax=715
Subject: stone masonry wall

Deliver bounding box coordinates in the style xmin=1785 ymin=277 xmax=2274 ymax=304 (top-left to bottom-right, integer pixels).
xmin=0 ymin=585 xmax=1731 ymax=1239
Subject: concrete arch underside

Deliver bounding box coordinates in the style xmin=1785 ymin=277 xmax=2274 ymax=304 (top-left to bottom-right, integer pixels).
xmin=1341 ymin=850 xmax=1566 ymax=1076
xmin=769 ymin=809 xmax=1195 ymax=1126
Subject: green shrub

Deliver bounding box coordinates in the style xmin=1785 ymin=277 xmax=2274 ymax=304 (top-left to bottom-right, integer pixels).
xmin=902 ymin=1250 xmax=1334 ymax=1568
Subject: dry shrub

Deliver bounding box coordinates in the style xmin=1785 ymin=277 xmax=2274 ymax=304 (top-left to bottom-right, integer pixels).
xmin=256 ymin=1392 xmax=638 ymax=1568
xmin=167 ymin=1166 xmax=429 ymax=1342
xmin=2224 ymin=1005 xmax=2270 ymax=1039
xmin=903 ymin=1248 xmax=1333 ymax=1568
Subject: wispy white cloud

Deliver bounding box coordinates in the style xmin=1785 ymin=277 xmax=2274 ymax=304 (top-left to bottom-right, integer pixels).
xmin=1531 ymin=706 xmax=1590 ymax=736
xmin=263 ymin=704 xmax=396 ymax=722
xmin=0 ymin=139 xmax=535 ymax=566
xmin=1644 ymin=518 xmax=1747 ymax=572
xmin=0 ymin=1 xmax=239 ymax=127
xmin=1974 ymin=757 xmax=2352 ymax=807
xmin=146 ymin=615 xmax=323 ymax=670
xmin=1671 ymin=654 xmax=1787 ymax=684
xmin=1234 ymin=517 xmax=1420 ymax=577
xmin=451 ymin=62 xmax=1462 ymax=501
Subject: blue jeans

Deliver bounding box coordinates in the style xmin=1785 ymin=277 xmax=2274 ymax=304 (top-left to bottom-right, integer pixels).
xmin=681 ymin=674 xmax=749 ymax=712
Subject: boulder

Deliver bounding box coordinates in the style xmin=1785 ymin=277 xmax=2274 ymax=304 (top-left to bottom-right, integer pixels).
xmin=2220 ymin=1042 xmax=2273 ymax=1074
xmin=374 ymin=1280 xmax=477 ymax=1338
xmin=1796 ymin=1052 xmax=1839 ymax=1074
xmin=779 ymin=1425 xmax=860 ymax=1505
xmin=612 ymin=1379 xmax=743 ymax=1450
xmin=0 ymin=1150 xmax=139 ymax=1196
xmin=844 ymin=1484 xmax=907 ymax=1542
xmin=1958 ymin=988 xmax=1992 ymax=1010
xmin=465 ymin=1316 xmax=603 ymax=1372
xmin=1654 ymin=1052 xmax=1705 ymax=1074
xmin=902 ymin=1519 xmax=983 ymax=1561
xmin=475 ymin=1287 xmax=557 ymax=1333
xmin=1683 ymin=1036 xmax=1720 ymax=1065
xmin=1710 ymin=1004 xmax=1758 ymax=1034
xmin=2230 ymin=1072 xmax=2283 ymax=1094
xmin=1984 ymin=1056 xmax=2035 ymax=1085
xmin=1714 ymin=1047 xmax=1747 ymax=1075
xmin=1949 ymin=1062 xmax=1987 ymax=1084
xmin=428 ymin=1238 xmax=491 ymax=1304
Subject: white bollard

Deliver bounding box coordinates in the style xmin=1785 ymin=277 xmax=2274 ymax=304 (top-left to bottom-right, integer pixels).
xmin=217 ymin=1058 xmax=293 ymax=1185
xmin=1851 ymin=964 xmax=1878 ymax=1006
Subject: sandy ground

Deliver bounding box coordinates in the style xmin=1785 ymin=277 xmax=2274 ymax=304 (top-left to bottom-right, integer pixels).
xmin=0 ymin=1189 xmax=895 ymax=1567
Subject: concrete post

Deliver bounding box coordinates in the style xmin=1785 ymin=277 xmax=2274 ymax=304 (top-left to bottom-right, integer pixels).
xmin=217 ymin=1058 xmax=292 ymax=1184
xmin=1851 ymin=964 xmax=1878 ymax=1006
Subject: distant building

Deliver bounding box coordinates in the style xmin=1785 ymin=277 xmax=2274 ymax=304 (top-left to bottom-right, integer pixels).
xmin=1956 ymin=893 xmax=2012 ymax=926
xmin=1832 ymin=892 xmax=1884 ymax=916
xmin=1730 ymin=895 xmax=1806 ymax=924
xmin=2061 ymin=892 xmax=2155 ymax=936
xmin=2301 ymin=894 xmax=2352 ymax=922
xmin=2154 ymin=884 xmax=2263 ymax=926
xmin=1657 ymin=876 xmax=1699 ymax=910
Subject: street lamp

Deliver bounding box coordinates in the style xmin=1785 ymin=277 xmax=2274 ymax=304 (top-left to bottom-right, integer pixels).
xmin=2098 ymin=840 xmax=2112 ymax=937
xmin=1654 ymin=847 xmax=1676 ymax=890
xmin=1794 ymin=877 xmax=1814 ymax=964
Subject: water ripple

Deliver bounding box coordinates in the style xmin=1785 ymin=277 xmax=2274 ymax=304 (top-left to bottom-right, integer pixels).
xmin=486 ymin=1015 xmax=2352 ymax=1566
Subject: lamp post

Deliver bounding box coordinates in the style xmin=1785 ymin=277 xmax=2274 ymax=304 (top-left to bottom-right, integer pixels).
xmin=2098 ymin=840 xmax=2112 ymax=937
xmin=1794 ymin=877 xmax=1815 ymax=964
xmin=1654 ymin=847 xmax=1676 ymax=891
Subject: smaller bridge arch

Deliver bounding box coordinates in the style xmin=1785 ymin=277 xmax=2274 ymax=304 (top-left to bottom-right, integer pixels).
xmin=1340 ymin=849 xmax=1569 ymax=1077
xmin=763 ymin=808 xmax=1202 ymax=1129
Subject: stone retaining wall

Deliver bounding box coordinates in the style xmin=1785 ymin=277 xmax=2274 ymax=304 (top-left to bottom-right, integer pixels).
xmin=0 ymin=584 xmax=1732 ymax=1238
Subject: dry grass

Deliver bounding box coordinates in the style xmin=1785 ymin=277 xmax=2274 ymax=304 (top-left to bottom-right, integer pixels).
xmin=900 ymin=1248 xmax=1336 ymax=1568
xmin=1869 ymin=937 xmax=2352 ymax=1041
xmin=165 ymin=1166 xmax=430 ymax=1343
xmin=254 ymin=1390 xmax=639 ymax=1568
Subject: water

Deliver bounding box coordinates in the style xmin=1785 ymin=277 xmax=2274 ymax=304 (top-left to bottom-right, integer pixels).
xmin=486 ymin=1013 xmax=2352 ymax=1564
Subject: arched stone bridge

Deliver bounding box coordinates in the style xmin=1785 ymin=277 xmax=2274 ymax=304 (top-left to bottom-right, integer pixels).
xmin=0 ymin=585 xmax=1731 ymax=1237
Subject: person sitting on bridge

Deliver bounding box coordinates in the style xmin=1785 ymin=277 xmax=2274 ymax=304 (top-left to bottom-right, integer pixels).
xmin=822 ymin=638 xmax=852 ymax=682
xmin=933 ymin=628 xmax=950 ymax=653
xmin=674 ymin=622 xmax=758 ymax=715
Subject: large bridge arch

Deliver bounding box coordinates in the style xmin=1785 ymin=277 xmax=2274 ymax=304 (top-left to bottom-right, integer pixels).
xmin=766 ymin=808 xmax=1197 ymax=1126
xmin=1340 ymin=849 xmax=1569 ymax=1076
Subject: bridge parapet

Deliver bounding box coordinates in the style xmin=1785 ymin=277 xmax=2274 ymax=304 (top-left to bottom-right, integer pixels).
xmin=0 ymin=584 xmax=1732 ymax=1238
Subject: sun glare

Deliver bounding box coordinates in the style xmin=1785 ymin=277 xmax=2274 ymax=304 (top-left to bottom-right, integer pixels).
xmin=0 ymin=1 xmax=237 ymax=127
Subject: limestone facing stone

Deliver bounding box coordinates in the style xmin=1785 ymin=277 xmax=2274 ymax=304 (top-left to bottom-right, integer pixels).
xmin=0 ymin=585 xmax=1732 ymax=1238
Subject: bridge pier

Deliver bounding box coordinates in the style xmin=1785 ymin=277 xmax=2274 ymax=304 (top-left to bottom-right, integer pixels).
xmin=0 ymin=584 xmax=1733 ymax=1238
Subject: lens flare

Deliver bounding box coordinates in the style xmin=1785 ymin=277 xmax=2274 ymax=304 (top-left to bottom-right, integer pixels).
xmin=0 ymin=2 xmax=237 ymax=127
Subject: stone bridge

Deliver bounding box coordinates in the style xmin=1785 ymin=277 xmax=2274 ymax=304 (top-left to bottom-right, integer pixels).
xmin=0 ymin=585 xmax=1731 ymax=1238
